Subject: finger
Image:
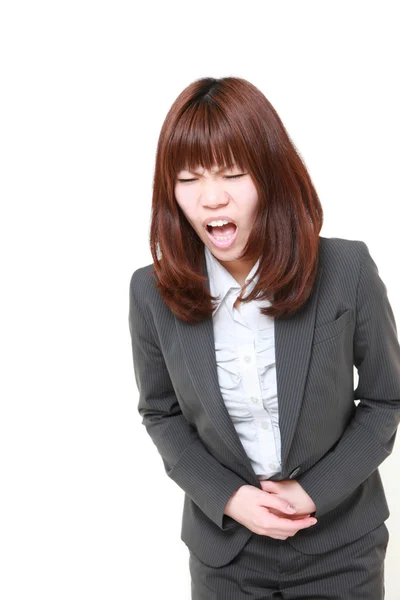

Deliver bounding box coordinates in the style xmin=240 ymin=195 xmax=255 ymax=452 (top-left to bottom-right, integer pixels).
xmin=285 ymin=516 xmax=317 ymax=531
xmin=269 ymin=507 xmax=311 ymax=520
xmin=267 ymin=512 xmax=317 ymax=531
xmin=259 ymin=492 xmax=296 ymax=514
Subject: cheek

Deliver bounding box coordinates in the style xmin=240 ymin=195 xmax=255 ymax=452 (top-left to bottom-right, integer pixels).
xmin=176 ymin=202 xmax=198 ymax=230
xmin=242 ymin=182 xmax=259 ymax=210
xmin=249 ymin=187 xmax=259 ymax=209
xmin=239 ymin=192 xmax=259 ymax=224
xmin=176 ymin=193 xmax=201 ymax=225
xmin=175 ymin=194 xmax=191 ymax=219
xmin=250 ymin=197 xmax=259 ymax=222
xmin=180 ymin=204 xmax=195 ymax=223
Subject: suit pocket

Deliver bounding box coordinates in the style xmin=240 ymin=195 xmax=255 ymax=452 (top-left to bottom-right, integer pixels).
xmin=312 ymin=309 xmax=353 ymax=345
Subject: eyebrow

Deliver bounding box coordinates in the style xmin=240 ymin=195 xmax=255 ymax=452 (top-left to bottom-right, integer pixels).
xmin=183 ymin=165 xmax=237 ymax=176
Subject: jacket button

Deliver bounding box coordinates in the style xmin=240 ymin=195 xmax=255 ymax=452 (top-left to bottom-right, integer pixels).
xmin=289 ymin=467 xmax=300 ymax=479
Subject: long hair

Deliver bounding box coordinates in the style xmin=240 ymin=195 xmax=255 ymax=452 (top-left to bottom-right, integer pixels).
xmin=149 ymin=76 xmax=323 ymax=323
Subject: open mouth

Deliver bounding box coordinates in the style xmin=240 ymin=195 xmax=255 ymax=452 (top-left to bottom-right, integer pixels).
xmin=205 ymin=222 xmax=238 ymax=248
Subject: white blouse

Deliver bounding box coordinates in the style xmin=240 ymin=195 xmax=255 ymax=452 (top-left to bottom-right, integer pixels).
xmin=204 ymin=244 xmax=282 ymax=480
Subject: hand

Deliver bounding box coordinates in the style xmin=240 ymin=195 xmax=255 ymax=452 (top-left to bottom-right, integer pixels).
xmin=259 ymin=479 xmax=316 ymax=519
xmin=224 ymin=484 xmax=317 ymax=540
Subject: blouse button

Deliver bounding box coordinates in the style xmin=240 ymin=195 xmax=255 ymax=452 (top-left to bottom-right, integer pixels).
xmin=244 ymin=355 xmax=251 ymax=363
xmin=261 ymin=421 xmax=269 ymax=430
xmin=250 ymin=396 xmax=259 ymax=404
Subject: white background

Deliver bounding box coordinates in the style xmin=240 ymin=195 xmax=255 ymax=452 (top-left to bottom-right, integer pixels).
xmin=1 ymin=1 xmax=399 ymax=598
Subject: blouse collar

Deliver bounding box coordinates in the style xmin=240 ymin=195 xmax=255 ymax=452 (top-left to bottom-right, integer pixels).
xmin=204 ymin=244 xmax=262 ymax=316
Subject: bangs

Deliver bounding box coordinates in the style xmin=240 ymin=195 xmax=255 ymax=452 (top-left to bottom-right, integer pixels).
xmin=167 ymin=100 xmax=251 ymax=176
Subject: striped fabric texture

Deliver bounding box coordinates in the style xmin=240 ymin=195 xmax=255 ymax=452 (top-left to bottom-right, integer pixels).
xmin=128 ymin=236 xmax=400 ymax=568
xmin=189 ymin=521 xmax=388 ymax=599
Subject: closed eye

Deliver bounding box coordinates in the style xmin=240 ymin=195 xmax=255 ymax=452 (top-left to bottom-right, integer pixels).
xmin=177 ymin=174 xmax=246 ymax=183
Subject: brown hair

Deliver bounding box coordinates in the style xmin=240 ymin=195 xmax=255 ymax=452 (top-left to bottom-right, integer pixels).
xmin=148 ymin=76 xmax=323 ymax=323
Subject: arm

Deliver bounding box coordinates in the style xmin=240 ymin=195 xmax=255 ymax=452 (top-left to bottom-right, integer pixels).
xmin=296 ymin=241 xmax=400 ymax=517
xmin=128 ymin=271 xmax=248 ymax=529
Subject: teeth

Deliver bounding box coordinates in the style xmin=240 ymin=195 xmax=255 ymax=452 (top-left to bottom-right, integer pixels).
xmin=207 ymin=219 xmax=231 ymax=227
xmin=213 ymin=233 xmax=235 ymax=240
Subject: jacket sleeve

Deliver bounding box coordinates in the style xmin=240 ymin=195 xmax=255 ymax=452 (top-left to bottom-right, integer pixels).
xmin=296 ymin=241 xmax=400 ymax=517
xmin=128 ymin=270 xmax=248 ymax=530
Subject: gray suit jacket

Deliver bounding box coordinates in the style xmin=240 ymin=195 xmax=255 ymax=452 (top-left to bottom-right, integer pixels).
xmin=128 ymin=236 xmax=400 ymax=567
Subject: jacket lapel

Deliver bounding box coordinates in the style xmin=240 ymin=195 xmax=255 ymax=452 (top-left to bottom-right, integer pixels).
xmin=174 ymin=254 xmax=324 ymax=478
xmin=275 ymin=267 xmax=323 ymax=467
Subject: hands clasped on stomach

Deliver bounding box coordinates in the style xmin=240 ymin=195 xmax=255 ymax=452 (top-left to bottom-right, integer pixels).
xmin=224 ymin=481 xmax=317 ymax=540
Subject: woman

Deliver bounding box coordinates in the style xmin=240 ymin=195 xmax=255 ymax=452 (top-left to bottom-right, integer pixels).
xmin=128 ymin=76 xmax=400 ymax=599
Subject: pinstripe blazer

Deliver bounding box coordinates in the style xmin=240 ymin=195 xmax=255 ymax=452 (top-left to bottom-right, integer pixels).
xmin=128 ymin=236 xmax=400 ymax=568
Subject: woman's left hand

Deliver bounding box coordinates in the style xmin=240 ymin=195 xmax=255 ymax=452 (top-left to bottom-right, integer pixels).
xmin=259 ymin=479 xmax=317 ymax=519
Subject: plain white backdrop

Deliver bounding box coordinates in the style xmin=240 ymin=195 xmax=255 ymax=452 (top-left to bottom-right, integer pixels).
xmin=1 ymin=1 xmax=399 ymax=598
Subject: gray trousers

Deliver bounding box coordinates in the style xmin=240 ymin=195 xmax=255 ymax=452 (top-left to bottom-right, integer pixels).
xmin=189 ymin=522 xmax=389 ymax=599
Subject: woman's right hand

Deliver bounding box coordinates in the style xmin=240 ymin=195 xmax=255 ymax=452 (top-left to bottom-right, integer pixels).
xmin=224 ymin=485 xmax=318 ymax=540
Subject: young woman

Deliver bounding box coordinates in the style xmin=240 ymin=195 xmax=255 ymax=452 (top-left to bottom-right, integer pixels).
xmin=128 ymin=76 xmax=400 ymax=599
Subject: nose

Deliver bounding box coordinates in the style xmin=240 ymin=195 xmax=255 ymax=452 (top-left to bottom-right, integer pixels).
xmin=200 ymin=179 xmax=230 ymax=208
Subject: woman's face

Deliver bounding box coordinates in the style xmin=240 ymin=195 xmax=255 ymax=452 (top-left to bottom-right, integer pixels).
xmin=174 ymin=163 xmax=259 ymax=269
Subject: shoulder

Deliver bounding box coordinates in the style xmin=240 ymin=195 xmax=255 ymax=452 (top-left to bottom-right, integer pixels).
xmin=319 ymin=235 xmax=366 ymax=263
xmin=315 ymin=236 xmax=372 ymax=306
xmin=131 ymin=263 xmax=154 ymax=285
xmin=129 ymin=262 xmax=159 ymax=316
xmin=129 ymin=262 xmax=154 ymax=289
xmin=318 ymin=235 xmax=367 ymax=280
